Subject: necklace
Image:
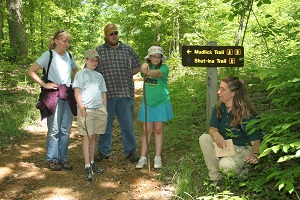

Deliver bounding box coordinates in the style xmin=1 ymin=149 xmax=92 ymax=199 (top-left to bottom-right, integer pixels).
xmin=226 ymin=106 xmax=232 ymax=108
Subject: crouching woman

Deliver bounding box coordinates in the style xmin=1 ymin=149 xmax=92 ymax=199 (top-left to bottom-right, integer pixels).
xmin=199 ymin=76 xmax=261 ymax=182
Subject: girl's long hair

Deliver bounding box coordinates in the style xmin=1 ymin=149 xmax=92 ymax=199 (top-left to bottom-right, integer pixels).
xmin=217 ymin=76 xmax=257 ymax=127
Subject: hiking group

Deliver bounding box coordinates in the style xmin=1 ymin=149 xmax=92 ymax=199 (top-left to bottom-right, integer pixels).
xmin=28 ymin=23 xmax=173 ymax=180
xmin=28 ymin=22 xmax=261 ymax=182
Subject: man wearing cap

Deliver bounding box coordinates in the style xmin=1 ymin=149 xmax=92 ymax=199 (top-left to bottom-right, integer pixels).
xmin=95 ymin=23 xmax=141 ymax=163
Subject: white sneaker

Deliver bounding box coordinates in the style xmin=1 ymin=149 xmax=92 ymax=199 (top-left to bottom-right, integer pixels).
xmin=135 ymin=157 xmax=147 ymax=169
xmin=154 ymin=157 xmax=162 ymax=169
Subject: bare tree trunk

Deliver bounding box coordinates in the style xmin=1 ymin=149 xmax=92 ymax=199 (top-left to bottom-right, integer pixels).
xmin=0 ymin=0 xmax=4 ymax=46
xmin=6 ymin=0 xmax=28 ymax=61
xmin=235 ymin=15 xmax=244 ymax=46
xmin=0 ymin=0 xmax=3 ymax=61
xmin=235 ymin=0 xmax=253 ymax=46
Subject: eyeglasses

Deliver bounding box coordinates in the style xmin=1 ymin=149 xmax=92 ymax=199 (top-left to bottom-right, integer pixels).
xmin=54 ymin=30 xmax=65 ymax=39
xmin=151 ymin=55 xmax=162 ymax=59
xmin=109 ymin=31 xmax=119 ymax=36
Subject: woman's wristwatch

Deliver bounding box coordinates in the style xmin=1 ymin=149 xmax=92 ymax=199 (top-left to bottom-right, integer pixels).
xmin=253 ymin=152 xmax=260 ymax=157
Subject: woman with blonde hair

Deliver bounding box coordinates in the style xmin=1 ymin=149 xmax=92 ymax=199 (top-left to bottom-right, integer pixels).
xmin=28 ymin=30 xmax=78 ymax=171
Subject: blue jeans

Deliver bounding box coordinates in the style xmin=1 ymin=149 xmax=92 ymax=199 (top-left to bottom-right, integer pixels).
xmin=98 ymin=97 xmax=137 ymax=157
xmin=46 ymin=98 xmax=73 ymax=163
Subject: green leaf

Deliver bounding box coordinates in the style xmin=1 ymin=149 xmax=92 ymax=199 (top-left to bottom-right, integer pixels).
xmin=228 ymin=14 xmax=235 ymax=21
xmin=271 ymin=145 xmax=280 ymax=153
xmin=267 ymin=171 xmax=280 ymax=180
xmin=278 ymin=180 xmax=284 ymax=191
xmin=259 ymin=69 xmax=271 ymax=80
xmin=285 ymin=180 xmax=295 ymax=194
xmin=257 ymin=1 xmax=262 ymax=7
xmin=263 ymin=0 xmax=272 ymax=4
xmin=290 ymin=142 xmax=300 ymax=148
xmin=282 ymin=144 xmax=290 ymax=153
xmin=278 ymin=155 xmax=293 ymax=162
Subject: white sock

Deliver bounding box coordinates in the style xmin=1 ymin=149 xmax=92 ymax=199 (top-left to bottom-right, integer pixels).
xmin=155 ymin=156 xmax=161 ymax=159
xmin=141 ymin=156 xmax=147 ymax=160
xmin=91 ymin=161 xmax=94 ymax=164
xmin=85 ymin=164 xmax=90 ymax=168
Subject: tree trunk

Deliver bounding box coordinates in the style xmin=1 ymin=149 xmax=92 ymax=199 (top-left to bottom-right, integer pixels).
xmin=6 ymin=0 xmax=28 ymax=61
xmin=0 ymin=0 xmax=4 ymax=46
xmin=0 ymin=0 xmax=4 ymax=61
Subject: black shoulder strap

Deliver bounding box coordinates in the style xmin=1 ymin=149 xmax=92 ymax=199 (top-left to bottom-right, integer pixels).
xmin=67 ymin=51 xmax=72 ymax=59
xmin=42 ymin=50 xmax=53 ymax=83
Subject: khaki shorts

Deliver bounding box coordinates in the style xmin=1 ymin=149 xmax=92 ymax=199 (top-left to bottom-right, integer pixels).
xmin=77 ymin=107 xmax=107 ymax=136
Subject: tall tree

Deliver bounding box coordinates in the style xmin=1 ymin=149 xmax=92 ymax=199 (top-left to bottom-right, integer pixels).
xmin=6 ymin=0 xmax=28 ymax=61
xmin=0 ymin=0 xmax=4 ymax=61
xmin=0 ymin=0 xmax=4 ymax=43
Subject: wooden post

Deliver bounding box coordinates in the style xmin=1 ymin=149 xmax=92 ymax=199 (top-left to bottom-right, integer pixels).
xmin=206 ymin=41 xmax=218 ymax=129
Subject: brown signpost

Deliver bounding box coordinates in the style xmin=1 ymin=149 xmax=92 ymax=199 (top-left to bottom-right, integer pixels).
xmin=182 ymin=45 xmax=244 ymax=67
xmin=182 ymin=43 xmax=244 ymax=128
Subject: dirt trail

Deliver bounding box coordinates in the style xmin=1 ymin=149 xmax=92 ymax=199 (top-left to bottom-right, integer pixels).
xmin=0 ymin=77 xmax=176 ymax=200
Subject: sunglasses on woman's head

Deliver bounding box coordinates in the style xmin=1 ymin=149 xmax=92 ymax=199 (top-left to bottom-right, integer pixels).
xmin=54 ymin=30 xmax=65 ymax=39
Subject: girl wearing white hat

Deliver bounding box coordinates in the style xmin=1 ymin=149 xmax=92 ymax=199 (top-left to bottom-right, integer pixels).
xmin=136 ymin=46 xmax=173 ymax=169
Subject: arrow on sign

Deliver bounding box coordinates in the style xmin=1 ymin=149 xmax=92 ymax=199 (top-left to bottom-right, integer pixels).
xmin=187 ymin=49 xmax=192 ymax=54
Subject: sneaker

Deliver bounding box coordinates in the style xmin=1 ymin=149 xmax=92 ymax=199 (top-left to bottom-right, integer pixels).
xmin=84 ymin=167 xmax=93 ymax=181
xmin=48 ymin=161 xmax=62 ymax=171
xmin=94 ymin=152 xmax=109 ymax=162
xmin=126 ymin=151 xmax=140 ymax=163
xmin=154 ymin=157 xmax=162 ymax=169
xmin=135 ymin=158 xmax=147 ymax=169
xmin=91 ymin=163 xmax=103 ymax=174
xmin=62 ymin=161 xmax=73 ymax=170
